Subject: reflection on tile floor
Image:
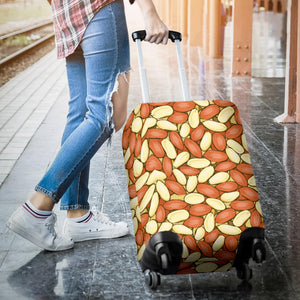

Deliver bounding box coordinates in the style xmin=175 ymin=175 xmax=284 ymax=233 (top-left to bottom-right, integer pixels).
xmin=252 ymin=12 xmax=286 ymax=78
xmin=0 ymin=9 xmax=300 ymax=300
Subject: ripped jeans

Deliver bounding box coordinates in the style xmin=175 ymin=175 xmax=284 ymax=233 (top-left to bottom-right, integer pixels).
xmin=35 ymin=0 xmax=130 ymax=209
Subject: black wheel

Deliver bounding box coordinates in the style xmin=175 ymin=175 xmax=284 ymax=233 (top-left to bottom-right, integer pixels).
xmin=144 ymin=269 xmax=151 ymax=287
xmin=151 ymin=272 xmax=159 ymax=289
xmin=161 ymin=253 xmax=168 ymax=271
xmin=144 ymin=269 xmax=160 ymax=289
xmin=237 ymin=263 xmax=253 ymax=282
xmin=254 ymin=248 xmax=263 ymax=264
xmin=252 ymin=239 xmax=266 ymax=264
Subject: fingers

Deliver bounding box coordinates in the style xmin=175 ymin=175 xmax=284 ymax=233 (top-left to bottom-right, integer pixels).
xmin=145 ymin=29 xmax=169 ymax=45
xmin=162 ymin=34 xmax=169 ymax=45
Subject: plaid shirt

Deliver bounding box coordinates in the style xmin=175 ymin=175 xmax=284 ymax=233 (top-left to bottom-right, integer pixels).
xmin=51 ymin=0 xmax=135 ymax=59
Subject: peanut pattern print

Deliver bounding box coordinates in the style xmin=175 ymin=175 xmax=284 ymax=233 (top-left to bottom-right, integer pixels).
xmin=122 ymin=100 xmax=265 ymax=274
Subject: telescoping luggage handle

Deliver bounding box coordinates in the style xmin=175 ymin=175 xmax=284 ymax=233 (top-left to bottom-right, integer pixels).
xmin=132 ymin=30 xmax=190 ymax=103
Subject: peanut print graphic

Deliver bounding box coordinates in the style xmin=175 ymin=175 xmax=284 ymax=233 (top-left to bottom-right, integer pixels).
xmin=123 ymin=100 xmax=265 ymax=274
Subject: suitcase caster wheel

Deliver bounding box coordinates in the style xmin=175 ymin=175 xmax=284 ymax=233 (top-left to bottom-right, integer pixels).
xmin=144 ymin=269 xmax=160 ymax=289
xmin=161 ymin=253 xmax=168 ymax=271
xmin=252 ymin=239 xmax=266 ymax=264
xmin=253 ymin=248 xmax=263 ymax=264
xmin=237 ymin=263 xmax=252 ymax=282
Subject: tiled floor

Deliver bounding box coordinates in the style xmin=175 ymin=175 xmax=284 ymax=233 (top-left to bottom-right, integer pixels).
xmin=0 ymin=53 xmax=66 ymax=186
xmin=0 ymin=7 xmax=299 ymax=300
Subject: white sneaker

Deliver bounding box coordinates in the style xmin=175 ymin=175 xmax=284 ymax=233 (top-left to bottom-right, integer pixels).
xmin=63 ymin=208 xmax=129 ymax=242
xmin=7 ymin=206 xmax=74 ymax=251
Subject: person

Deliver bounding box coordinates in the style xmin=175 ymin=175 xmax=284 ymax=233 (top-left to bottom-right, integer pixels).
xmin=7 ymin=0 xmax=169 ymax=251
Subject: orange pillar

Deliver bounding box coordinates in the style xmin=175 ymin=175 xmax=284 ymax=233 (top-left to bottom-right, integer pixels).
xmin=180 ymin=0 xmax=188 ymax=37
xmin=173 ymin=0 xmax=180 ymax=34
xmin=169 ymin=0 xmax=179 ymax=30
xmin=177 ymin=0 xmax=181 ymax=32
xmin=168 ymin=0 xmax=173 ymax=29
xmin=162 ymin=1 xmax=169 ymax=25
xmin=204 ymin=0 xmax=210 ymax=55
xmin=276 ymin=0 xmax=299 ymax=123
xmin=264 ymin=0 xmax=269 ymax=11
xmin=296 ymin=0 xmax=300 ymax=122
xmin=208 ymin=0 xmax=222 ymax=58
xmin=176 ymin=0 xmax=181 ymax=33
xmin=232 ymin=0 xmax=253 ymax=77
xmin=282 ymin=0 xmax=286 ymax=13
xmin=188 ymin=0 xmax=204 ymax=47
xmin=273 ymin=0 xmax=278 ymax=13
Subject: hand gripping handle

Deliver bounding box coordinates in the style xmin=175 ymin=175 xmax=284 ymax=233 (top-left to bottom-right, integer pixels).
xmin=132 ymin=30 xmax=190 ymax=103
xmin=132 ymin=30 xmax=182 ymax=43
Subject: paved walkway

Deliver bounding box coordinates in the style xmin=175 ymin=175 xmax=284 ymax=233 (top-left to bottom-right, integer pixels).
xmin=0 ymin=52 xmax=66 ymax=186
xmin=0 ymin=7 xmax=299 ymax=300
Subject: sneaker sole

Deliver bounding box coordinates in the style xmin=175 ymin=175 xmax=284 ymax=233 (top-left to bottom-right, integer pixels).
xmin=71 ymin=227 xmax=130 ymax=242
xmin=6 ymin=218 xmax=74 ymax=252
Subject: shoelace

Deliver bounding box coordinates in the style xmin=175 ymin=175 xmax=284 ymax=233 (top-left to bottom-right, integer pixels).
xmin=44 ymin=213 xmax=57 ymax=238
xmin=91 ymin=207 xmax=115 ymax=226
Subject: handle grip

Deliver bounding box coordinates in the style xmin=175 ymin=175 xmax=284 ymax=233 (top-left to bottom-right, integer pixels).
xmin=132 ymin=30 xmax=182 ymax=43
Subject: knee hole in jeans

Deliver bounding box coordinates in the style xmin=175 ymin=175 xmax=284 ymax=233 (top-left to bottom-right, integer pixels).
xmin=110 ymin=71 xmax=130 ymax=132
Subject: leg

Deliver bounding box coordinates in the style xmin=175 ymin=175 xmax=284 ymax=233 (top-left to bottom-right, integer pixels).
xmin=31 ymin=47 xmax=91 ymax=213
xmin=60 ymin=47 xmax=90 ymax=213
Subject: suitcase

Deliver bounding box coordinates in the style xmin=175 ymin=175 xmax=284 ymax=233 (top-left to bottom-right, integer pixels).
xmin=122 ymin=30 xmax=266 ymax=289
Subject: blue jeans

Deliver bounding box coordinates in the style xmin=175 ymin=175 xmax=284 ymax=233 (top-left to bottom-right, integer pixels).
xmin=35 ymin=0 xmax=130 ymax=209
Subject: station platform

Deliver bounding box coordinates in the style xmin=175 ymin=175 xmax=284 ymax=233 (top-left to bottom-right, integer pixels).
xmin=0 ymin=6 xmax=299 ymax=300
